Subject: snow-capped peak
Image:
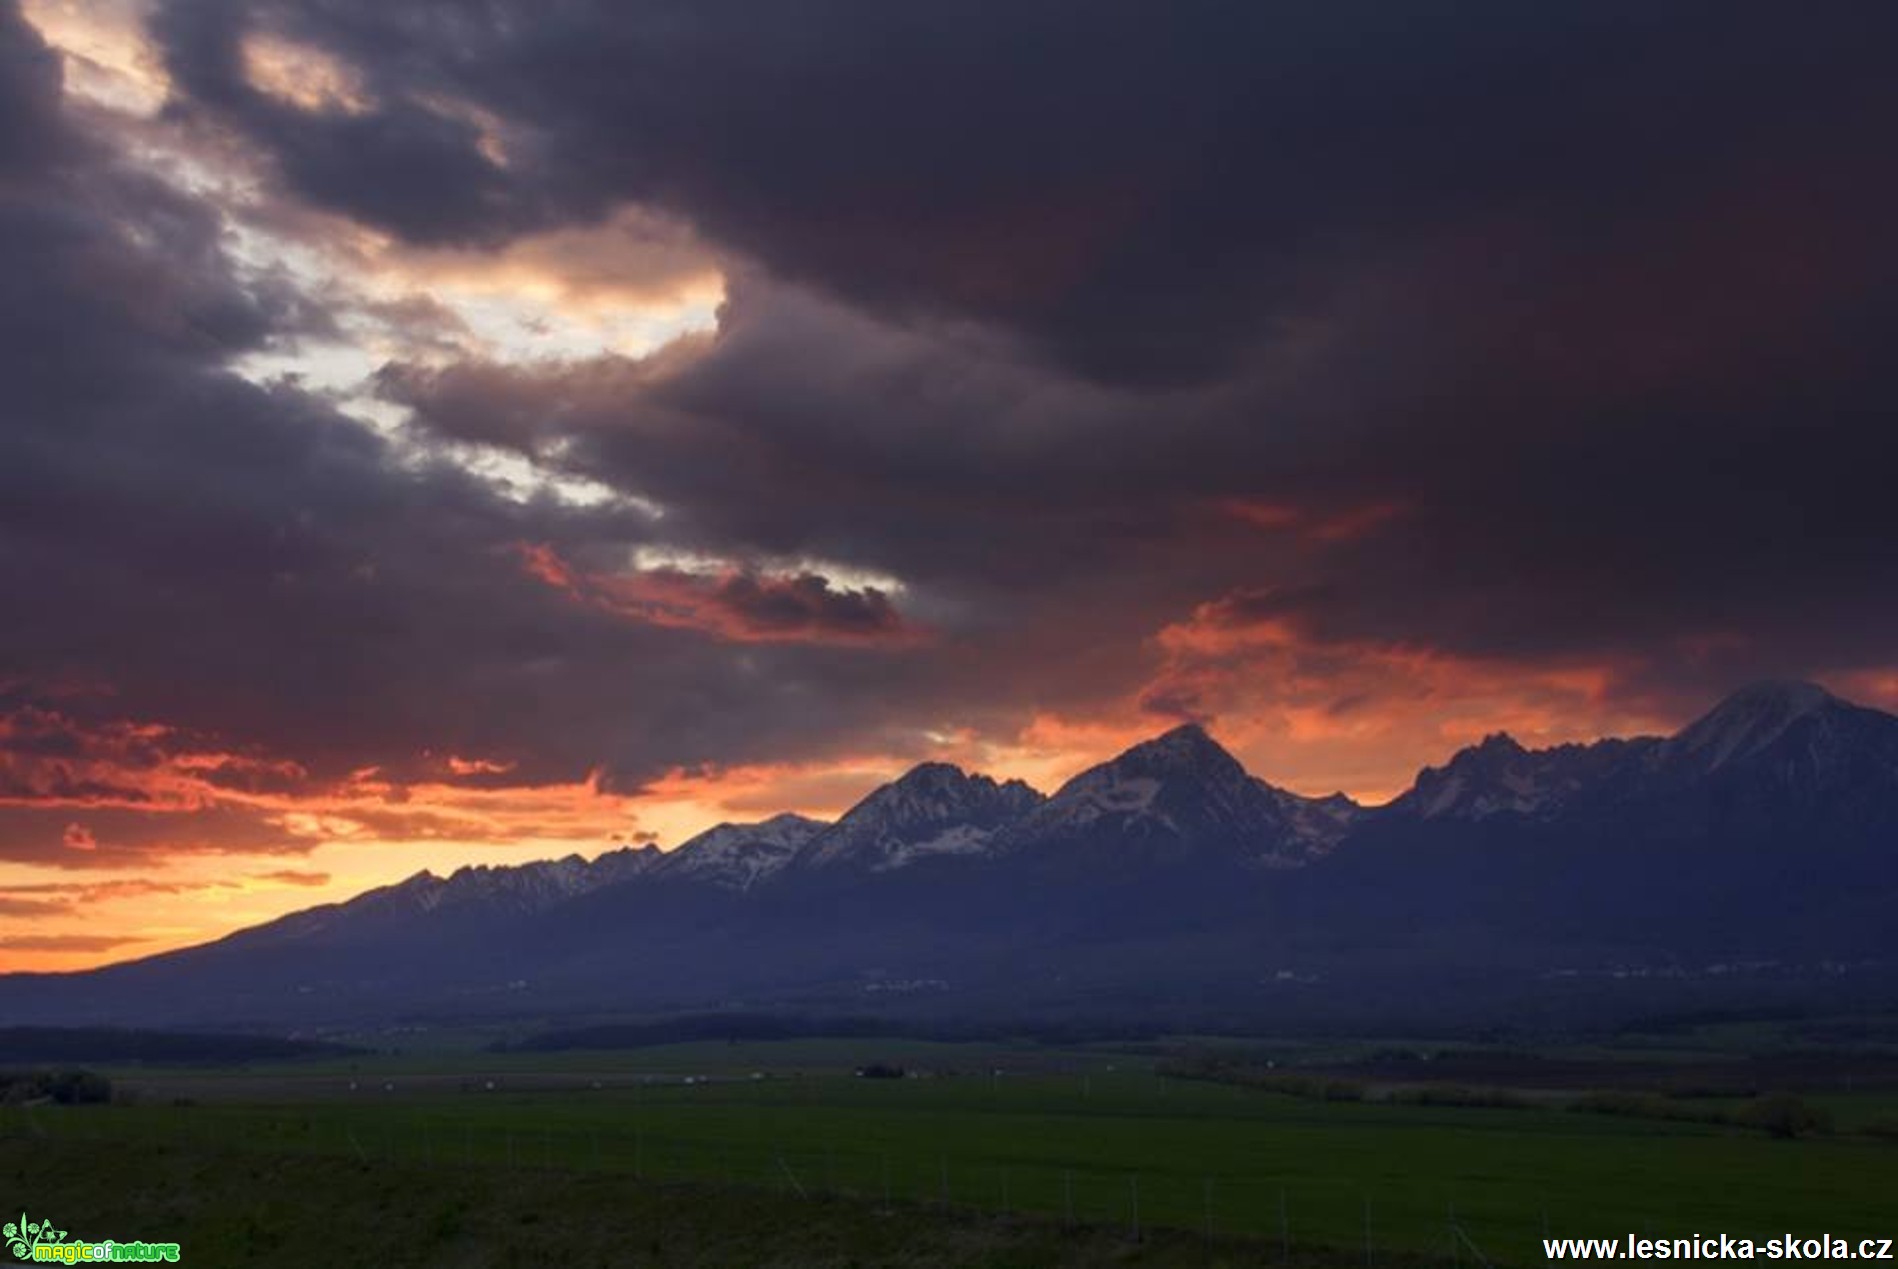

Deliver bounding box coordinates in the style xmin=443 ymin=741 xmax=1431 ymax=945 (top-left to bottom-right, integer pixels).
xmin=1257 ymin=782 xmax=1363 ymax=853
xmin=233 ymin=846 xmax=657 ymax=944
xmin=656 ymin=813 xmax=828 ymax=889
xmin=792 ymin=764 xmax=1044 ymax=871
xmin=999 ymin=723 xmax=1341 ymax=864
xmin=1122 ymin=723 xmax=1248 ymax=775
xmin=587 ymin=843 xmax=665 ymax=887
xmin=1664 ymin=680 xmax=1841 ymax=772
xmin=1396 ymin=732 xmax=1640 ymax=822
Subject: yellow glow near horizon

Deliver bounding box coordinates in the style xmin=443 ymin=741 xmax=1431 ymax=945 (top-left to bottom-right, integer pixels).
xmin=0 ymin=774 xmax=870 ymax=973
xmin=0 ymin=678 xmax=1686 ymax=975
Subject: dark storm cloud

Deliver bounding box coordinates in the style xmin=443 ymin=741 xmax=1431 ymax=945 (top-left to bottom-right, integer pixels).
xmin=152 ymin=0 xmax=557 ymax=245
xmin=152 ymin=1 xmax=1898 ymax=385
xmin=182 ymin=0 xmax=1895 ymax=665
xmin=3 ymin=0 xmax=1897 ymax=885
xmin=0 ymin=0 xmax=980 ymax=869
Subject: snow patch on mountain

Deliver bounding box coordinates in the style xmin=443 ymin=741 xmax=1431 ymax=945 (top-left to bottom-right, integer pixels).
xmin=1662 ymin=680 xmax=1839 ymax=773
xmin=656 ymin=813 xmax=827 ymax=889
xmin=1001 ymin=724 xmax=1352 ymax=864
xmin=1045 ymin=772 xmax=1167 ymax=827
xmin=1395 ymin=732 xmax=1651 ymax=822
xmin=872 ymin=822 xmax=998 ymax=870
xmin=794 ymin=763 xmax=1045 ymax=871
xmin=1260 ymin=783 xmax=1362 ymax=852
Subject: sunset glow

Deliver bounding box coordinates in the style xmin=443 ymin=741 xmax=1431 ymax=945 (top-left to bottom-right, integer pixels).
xmin=4 ymin=0 xmax=1894 ymax=975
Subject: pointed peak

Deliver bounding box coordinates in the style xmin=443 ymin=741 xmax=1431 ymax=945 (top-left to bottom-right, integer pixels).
xmin=758 ymin=811 xmax=826 ymax=829
xmin=1680 ymin=679 xmax=1842 ymax=742
xmin=1669 ymin=679 xmax=1844 ymax=771
xmin=1122 ymin=721 xmax=1241 ymax=770
xmin=675 ymin=812 xmax=826 ymax=852
xmin=1041 ymin=722 xmax=1251 ymax=808
xmin=1154 ymin=720 xmax=1214 ymax=745
xmin=1473 ymin=731 xmax=1525 ymax=754
xmin=1712 ymin=679 xmax=1836 ymax=715
xmin=890 ymin=760 xmax=976 ymax=787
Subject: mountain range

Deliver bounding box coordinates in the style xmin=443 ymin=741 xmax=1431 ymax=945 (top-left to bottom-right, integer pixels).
xmin=6 ymin=681 xmax=1896 ymax=1031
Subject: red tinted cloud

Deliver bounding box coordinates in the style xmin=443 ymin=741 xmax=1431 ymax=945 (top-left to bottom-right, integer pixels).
xmin=254 ymin=869 xmax=331 ymax=886
xmin=1129 ymin=586 xmax=1668 ymax=799
xmin=516 ymin=543 xmax=926 ymax=647
xmin=1215 ymin=498 xmax=1412 ymax=544
xmin=0 ymin=703 xmax=650 ymax=870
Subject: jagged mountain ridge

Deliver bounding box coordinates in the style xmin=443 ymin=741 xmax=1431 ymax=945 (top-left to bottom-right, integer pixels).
xmin=7 ymin=680 xmax=1897 ymax=1028
xmin=993 ymin=723 xmax=1358 ymax=868
xmin=1391 ymin=733 xmax=1658 ymax=823
xmin=790 ymin=763 xmax=1045 ymax=872
xmin=243 ymin=843 xmax=667 ymax=946
xmin=653 ymin=813 xmax=829 ymax=890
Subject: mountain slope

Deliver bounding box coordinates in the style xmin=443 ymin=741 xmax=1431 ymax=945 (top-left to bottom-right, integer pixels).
xmin=652 ymin=813 xmax=827 ymax=890
xmin=790 ymin=764 xmax=1044 ymax=872
xmin=1000 ymin=724 xmax=1358 ymax=868
xmin=6 ymin=682 xmax=1897 ymax=1029
xmin=1389 ymin=732 xmax=1656 ymax=822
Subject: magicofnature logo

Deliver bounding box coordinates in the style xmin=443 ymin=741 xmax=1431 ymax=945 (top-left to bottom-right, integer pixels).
xmin=6 ymin=1215 xmax=64 ymax=1260
xmin=6 ymin=1212 xmax=180 ymax=1263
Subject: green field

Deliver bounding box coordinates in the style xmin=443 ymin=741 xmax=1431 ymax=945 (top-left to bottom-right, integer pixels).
xmin=8 ymin=1044 xmax=1896 ymax=1265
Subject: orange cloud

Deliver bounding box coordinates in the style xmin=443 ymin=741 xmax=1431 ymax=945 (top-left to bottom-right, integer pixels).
xmin=240 ymin=31 xmax=373 ymax=116
xmin=253 ymin=869 xmax=331 ymax=887
xmin=0 ymin=933 xmax=145 ymax=955
xmin=1833 ymin=668 xmax=1898 ymax=712
xmin=0 ymin=699 xmax=946 ymax=970
xmin=1131 ymin=590 xmax=1668 ymax=800
xmin=1214 ymin=497 xmax=1413 ymax=543
xmin=445 ymin=755 xmax=517 ymax=777
xmin=0 ymin=703 xmax=649 ymax=868
xmin=516 ymin=543 xmax=928 ymax=648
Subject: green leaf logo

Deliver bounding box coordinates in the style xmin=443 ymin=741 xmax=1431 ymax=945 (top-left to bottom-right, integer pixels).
xmin=7 ymin=1212 xmax=66 ymax=1260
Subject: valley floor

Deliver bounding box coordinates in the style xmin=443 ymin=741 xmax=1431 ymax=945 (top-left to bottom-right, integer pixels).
xmin=5 ymin=1048 xmax=1895 ymax=1266
xmin=6 ymin=1136 xmax=1385 ymax=1268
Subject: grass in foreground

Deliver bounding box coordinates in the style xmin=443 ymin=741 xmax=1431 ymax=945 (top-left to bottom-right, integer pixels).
xmin=11 ymin=1069 xmax=1896 ymax=1261
xmin=4 ymin=1137 xmax=1387 ymax=1269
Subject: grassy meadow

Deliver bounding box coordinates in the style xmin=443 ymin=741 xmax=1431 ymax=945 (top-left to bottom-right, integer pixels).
xmin=5 ymin=1033 xmax=1895 ymax=1265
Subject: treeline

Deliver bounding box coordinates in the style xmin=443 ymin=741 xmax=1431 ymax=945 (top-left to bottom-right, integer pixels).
xmin=0 ymin=1069 xmax=112 ymax=1105
xmin=1158 ymin=1052 xmax=1530 ymax=1107
xmin=499 ymin=1013 xmax=1170 ymax=1052
xmin=1159 ymin=1051 xmax=1834 ymax=1137
xmin=1156 ymin=1053 xmax=1371 ymax=1102
xmin=0 ymin=1027 xmax=360 ymax=1065
xmin=1570 ymin=1090 xmax=1831 ymax=1138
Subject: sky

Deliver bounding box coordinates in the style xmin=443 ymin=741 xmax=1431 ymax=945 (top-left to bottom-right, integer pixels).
xmin=3 ymin=0 xmax=1896 ymax=971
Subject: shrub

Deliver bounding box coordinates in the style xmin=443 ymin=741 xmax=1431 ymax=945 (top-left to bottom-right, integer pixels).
xmin=1390 ymin=1085 xmax=1531 ymax=1110
xmin=47 ymin=1069 xmax=113 ymax=1105
xmin=0 ymin=1068 xmax=112 ymax=1105
xmin=1860 ymin=1118 xmax=1898 ymax=1141
xmin=1570 ymin=1090 xmax=1830 ymax=1138
xmin=1568 ymin=1091 xmax=1727 ymax=1125
xmin=1732 ymin=1094 xmax=1830 ymax=1140
xmin=1156 ymin=1054 xmax=1364 ymax=1102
